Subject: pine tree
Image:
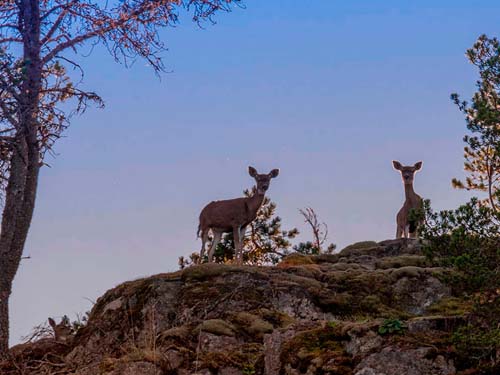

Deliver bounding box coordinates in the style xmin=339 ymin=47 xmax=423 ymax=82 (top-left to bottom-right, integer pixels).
xmin=451 ymin=35 xmax=500 ymax=211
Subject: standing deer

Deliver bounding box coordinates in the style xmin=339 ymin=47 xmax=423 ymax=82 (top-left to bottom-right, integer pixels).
xmin=393 ymin=160 xmax=424 ymax=239
xmin=197 ymin=166 xmax=280 ymax=265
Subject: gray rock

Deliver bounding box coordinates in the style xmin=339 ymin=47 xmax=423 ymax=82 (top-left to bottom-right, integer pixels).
xmin=264 ymin=328 xmax=297 ymax=375
xmin=102 ymin=297 xmax=124 ymax=314
xmin=111 ymin=361 xmax=160 ymax=375
xmin=355 ymin=346 xmax=455 ymax=375
xmin=163 ymin=348 xmax=184 ymax=370
xmin=345 ymin=329 xmax=383 ymax=357
xmin=199 ymin=331 xmax=240 ymax=353
xmin=393 ymin=275 xmax=450 ymax=315
xmin=219 ymin=367 xmax=242 ymax=375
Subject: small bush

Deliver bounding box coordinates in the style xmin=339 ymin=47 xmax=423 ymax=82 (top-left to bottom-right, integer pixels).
xmin=378 ymin=319 xmax=405 ymax=335
xmin=421 ymin=198 xmax=500 ymax=293
xmin=421 ymin=198 xmax=500 ymax=371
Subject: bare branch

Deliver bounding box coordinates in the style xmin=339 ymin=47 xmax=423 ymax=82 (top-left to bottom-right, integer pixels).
xmin=299 ymin=207 xmax=329 ymax=251
xmin=0 ymin=37 xmax=22 ymax=43
xmin=40 ymin=6 xmax=71 ymax=45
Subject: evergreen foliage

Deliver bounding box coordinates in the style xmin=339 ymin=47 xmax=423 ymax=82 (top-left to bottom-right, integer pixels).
xmin=421 ymin=197 xmax=500 ymax=371
xmin=451 ymin=35 xmax=500 ymax=211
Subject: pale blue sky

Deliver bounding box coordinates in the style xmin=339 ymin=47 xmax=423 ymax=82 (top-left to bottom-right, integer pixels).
xmin=10 ymin=1 xmax=499 ymax=343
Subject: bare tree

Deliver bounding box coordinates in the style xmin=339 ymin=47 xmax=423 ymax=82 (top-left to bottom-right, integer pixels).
xmin=0 ymin=0 xmax=241 ymax=354
xmin=296 ymin=207 xmax=335 ymax=254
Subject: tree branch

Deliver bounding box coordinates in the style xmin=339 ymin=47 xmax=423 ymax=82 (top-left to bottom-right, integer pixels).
xmin=0 ymin=37 xmax=22 ymax=44
xmin=41 ymin=7 xmax=71 ymax=46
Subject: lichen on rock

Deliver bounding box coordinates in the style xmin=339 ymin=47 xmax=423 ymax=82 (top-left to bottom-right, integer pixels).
xmin=2 ymin=238 xmax=469 ymax=375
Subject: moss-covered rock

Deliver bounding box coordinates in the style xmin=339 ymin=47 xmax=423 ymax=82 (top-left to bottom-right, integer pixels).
xmin=341 ymin=241 xmax=380 ymax=253
xmin=278 ymin=253 xmax=315 ymax=267
xmin=197 ymin=319 xmax=236 ymax=336
xmin=3 ymin=238 xmax=470 ymax=375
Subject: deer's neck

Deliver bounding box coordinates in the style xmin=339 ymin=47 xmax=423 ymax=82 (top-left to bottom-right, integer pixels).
xmin=404 ymin=183 xmax=418 ymax=203
xmin=246 ymin=192 xmax=265 ymax=219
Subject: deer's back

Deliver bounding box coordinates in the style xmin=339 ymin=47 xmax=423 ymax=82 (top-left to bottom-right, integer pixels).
xmin=199 ymin=197 xmax=250 ymax=230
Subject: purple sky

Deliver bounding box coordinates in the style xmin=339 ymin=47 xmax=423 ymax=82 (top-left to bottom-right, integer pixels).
xmin=10 ymin=0 xmax=498 ymax=344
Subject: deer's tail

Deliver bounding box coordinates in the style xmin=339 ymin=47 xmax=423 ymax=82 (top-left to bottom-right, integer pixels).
xmin=196 ymin=224 xmax=202 ymax=239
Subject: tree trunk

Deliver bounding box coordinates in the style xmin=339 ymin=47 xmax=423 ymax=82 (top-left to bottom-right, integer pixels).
xmin=0 ymin=292 xmax=9 ymax=355
xmin=0 ymin=135 xmax=40 ymax=355
xmin=0 ymin=140 xmax=30 ymax=354
xmin=0 ymin=0 xmax=41 ymax=354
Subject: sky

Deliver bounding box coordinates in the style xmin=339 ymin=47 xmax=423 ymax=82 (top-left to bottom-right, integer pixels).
xmin=8 ymin=0 xmax=500 ymax=344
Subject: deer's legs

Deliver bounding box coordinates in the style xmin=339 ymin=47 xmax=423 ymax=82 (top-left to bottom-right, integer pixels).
xmin=403 ymin=225 xmax=409 ymax=239
xmin=208 ymin=231 xmax=222 ymax=263
xmin=239 ymin=226 xmax=247 ymax=243
xmin=233 ymin=226 xmax=243 ymax=265
xmin=200 ymin=229 xmax=209 ymax=263
xmin=396 ymin=225 xmax=403 ymax=239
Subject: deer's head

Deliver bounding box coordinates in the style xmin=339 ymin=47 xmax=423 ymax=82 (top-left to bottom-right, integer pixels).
xmin=393 ymin=160 xmax=422 ymax=185
xmin=248 ymin=166 xmax=279 ymax=194
xmin=48 ymin=317 xmax=73 ymax=343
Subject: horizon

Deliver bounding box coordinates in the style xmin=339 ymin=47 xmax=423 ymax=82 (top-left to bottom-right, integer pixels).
xmin=9 ymin=0 xmax=497 ymax=344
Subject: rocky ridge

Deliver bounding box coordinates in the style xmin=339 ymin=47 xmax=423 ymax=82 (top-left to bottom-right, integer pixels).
xmin=3 ymin=239 xmax=470 ymax=374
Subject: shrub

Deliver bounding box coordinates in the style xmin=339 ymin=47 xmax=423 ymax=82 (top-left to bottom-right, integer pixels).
xmin=378 ymin=319 xmax=405 ymax=335
xmin=421 ymin=198 xmax=500 ymax=371
xmin=420 ymin=198 xmax=500 ymax=293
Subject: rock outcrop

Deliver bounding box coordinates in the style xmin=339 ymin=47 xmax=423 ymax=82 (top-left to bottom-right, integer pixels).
xmin=2 ymin=239 xmax=468 ymax=374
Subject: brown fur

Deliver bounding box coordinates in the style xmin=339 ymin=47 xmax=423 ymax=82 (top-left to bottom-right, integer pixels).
xmin=48 ymin=317 xmax=72 ymax=343
xmin=393 ymin=160 xmax=424 ymax=239
xmin=198 ymin=166 xmax=279 ymax=265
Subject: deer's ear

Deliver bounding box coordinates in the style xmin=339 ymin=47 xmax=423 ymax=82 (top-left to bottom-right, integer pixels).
xmin=414 ymin=161 xmax=423 ymax=171
xmin=48 ymin=318 xmax=56 ymax=328
xmin=269 ymin=169 xmax=280 ymax=178
xmin=248 ymin=166 xmax=258 ymax=177
xmin=392 ymin=160 xmax=403 ymax=171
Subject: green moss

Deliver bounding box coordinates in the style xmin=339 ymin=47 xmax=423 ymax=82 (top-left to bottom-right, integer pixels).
xmin=376 ymin=255 xmax=430 ymax=269
xmin=197 ymin=319 xmax=236 ymax=336
xmin=258 ymin=308 xmax=295 ymax=328
xmin=278 ymin=253 xmax=315 ymax=267
xmin=231 ymin=312 xmax=273 ymax=338
xmin=249 ymin=320 xmax=273 ymax=335
xmin=340 ymin=241 xmax=379 ymax=254
xmin=181 ymin=263 xmax=240 ymax=281
xmin=386 ymin=266 xmax=424 ymax=279
xmin=321 ymin=292 xmax=355 ymax=315
xmin=276 ymin=273 xmax=323 ymax=290
xmin=314 ymin=253 xmax=340 ymax=264
xmin=285 ymin=326 xmax=344 ymax=354
xmin=280 ymin=325 xmax=352 ymax=373
xmin=426 ymin=297 xmax=472 ymax=316
xmin=359 ymin=295 xmax=382 ymax=313
xmin=99 ymin=357 xmax=117 ymax=373
xmin=158 ymin=325 xmax=191 ymax=341
xmin=279 ymin=264 xmax=323 ymax=280
xmin=329 ymin=262 xmax=365 ymax=271
xmin=198 ymin=343 xmax=263 ymax=372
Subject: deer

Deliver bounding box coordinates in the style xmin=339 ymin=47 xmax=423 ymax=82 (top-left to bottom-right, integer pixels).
xmin=48 ymin=317 xmax=73 ymax=344
xmin=393 ymin=160 xmax=424 ymax=239
xmin=197 ymin=166 xmax=280 ymax=265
